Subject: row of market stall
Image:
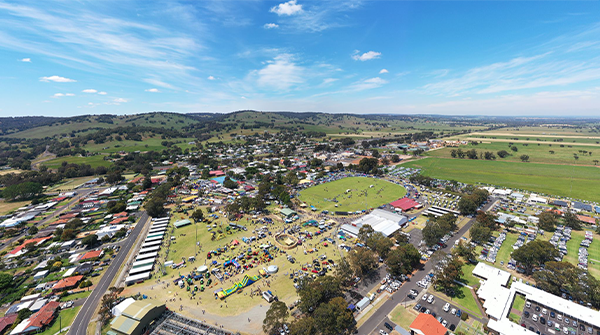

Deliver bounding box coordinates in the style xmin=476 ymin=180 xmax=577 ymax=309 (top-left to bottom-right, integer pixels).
xmin=125 ymin=216 xmax=169 ymax=285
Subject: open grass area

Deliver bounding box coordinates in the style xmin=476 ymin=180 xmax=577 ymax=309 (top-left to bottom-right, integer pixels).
xmin=432 ymin=285 xmax=483 ymax=319
xmin=428 ymin=141 xmax=600 ymax=166
xmin=495 ymin=233 xmax=519 ymax=266
xmin=82 ymin=136 xmax=197 ymax=154
xmin=48 ymin=176 xmax=98 ymax=191
xmin=403 ymin=157 xmax=600 ymax=203
xmin=589 ymin=237 xmax=600 ymax=274
xmin=0 ymin=200 xmax=30 ymax=216
xmin=123 ymin=206 xmax=344 ymax=318
xmin=460 ymin=263 xmax=481 ymax=288
xmin=513 ymin=293 xmax=526 ymax=311
xmin=297 ymin=177 xmax=406 ymax=212
xmin=39 ymin=306 xmax=81 ymax=335
xmin=456 ymin=320 xmax=486 ymax=335
xmin=389 ymin=304 xmax=419 ymax=330
xmin=42 ymin=155 xmax=112 ymax=169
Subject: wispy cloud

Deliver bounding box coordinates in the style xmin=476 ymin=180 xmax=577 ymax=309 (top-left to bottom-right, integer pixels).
xmin=272 ymin=1 xmax=361 ymax=33
xmin=82 ymin=89 xmax=97 ymax=93
xmin=207 ymin=76 xmax=216 ymax=80
xmin=40 ymin=75 xmax=76 ymax=83
xmin=98 ymin=91 xmax=107 ymax=95
xmin=270 ymin=0 xmax=303 ymax=16
xmin=264 ymin=23 xmax=279 ymax=29
xmin=144 ymin=78 xmax=176 ymax=89
xmin=352 ymin=50 xmax=381 ymax=61
xmin=349 ymin=77 xmax=388 ymax=91
xmin=252 ymin=54 xmax=304 ymax=90
xmin=379 ymin=69 xmax=388 ymax=74
xmin=53 ymin=93 xmax=75 ymax=97
xmin=19 ymin=57 xmax=31 ymax=62
xmin=0 ymin=2 xmax=201 ymax=90
xmin=145 ymin=88 xmax=160 ymax=93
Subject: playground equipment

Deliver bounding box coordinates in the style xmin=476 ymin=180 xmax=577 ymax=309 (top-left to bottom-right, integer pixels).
xmin=216 ymin=274 xmax=261 ymax=299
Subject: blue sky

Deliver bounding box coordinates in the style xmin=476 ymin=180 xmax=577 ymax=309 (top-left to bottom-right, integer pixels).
xmin=0 ymin=0 xmax=599 ymax=117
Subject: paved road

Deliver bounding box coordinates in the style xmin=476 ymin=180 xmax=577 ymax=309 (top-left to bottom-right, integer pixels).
xmin=357 ymin=199 xmax=497 ymax=335
xmin=0 ymin=187 xmax=99 ymax=253
xmin=68 ymin=212 xmax=150 ymax=335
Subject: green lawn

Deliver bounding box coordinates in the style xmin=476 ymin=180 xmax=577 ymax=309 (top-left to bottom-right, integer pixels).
xmin=461 ymin=263 xmax=481 ymax=287
xmin=433 ymin=285 xmax=483 ymax=319
xmin=403 ymin=157 xmax=600 ymax=203
xmin=39 ymin=306 xmax=81 ymax=335
xmin=389 ymin=304 xmax=419 ymax=330
xmin=512 ymin=293 xmax=526 ymax=311
xmin=495 ymin=233 xmax=519 ymax=266
xmin=59 ymin=290 xmax=91 ymax=302
xmin=43 ymin=155 xmax=112 ymax=169
xmin=589 ymin=237 xmax=600 ymax=275
xmin=297 ymin=177 xmax=406 ymax=212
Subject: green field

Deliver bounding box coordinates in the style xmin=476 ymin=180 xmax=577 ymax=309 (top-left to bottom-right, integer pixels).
xmin=297 ymin=177 xmax=406 ymax=212
xmin=403 ymin=157 xmax=600 ymax=203
xmin=428 ymin=141 xmax=600 ymax=166
xmin=82 ymin=136 xmax=196 ymax=154
xmin=42 ymin=155 xmax=112 ymax=169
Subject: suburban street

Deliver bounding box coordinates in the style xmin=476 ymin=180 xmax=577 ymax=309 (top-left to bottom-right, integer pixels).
xmin=0 ymin=187 xmax=100 ymax=253
xmin=67 ymin=212 xmax=150 ymax=335
xmin=357 ymin=199 xmax=497 ymax=335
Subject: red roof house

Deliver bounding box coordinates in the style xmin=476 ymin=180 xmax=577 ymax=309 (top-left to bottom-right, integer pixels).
xmin=80 ymin=250 xmax=103 ymax=261
xmin=52 ymin=275 xmax=84 ymax=292
xmin=390 ymin=197 xmax=420 ymax=211
xmin=209 ymin=170 xmax=226 ymax=177
xmin=0 ymin=314 xmax=17 ymax=334
xmin=409 ymin=313 xmax=448 ymax=335
xmin=10 ymin=301 xmax=60 ymax=334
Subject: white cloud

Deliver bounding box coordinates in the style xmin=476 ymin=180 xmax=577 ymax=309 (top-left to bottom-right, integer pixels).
xmin=98 ymin=91 xmax=107 ymax=95
xmin=145 ymin=88 xmax=160 ymax=92
xmin=379 ymin=69 xmax=389 ymax=74
xmin=264 ymin=23 xmax=279 ymax=29
xmin=113 ymin=98 xmax=128 ymax=103
xmin=322 ymin=78 xmax=338 ymax=85
xmin=53 ymin=93 xmax=75 ymax=97
xmin=352 ymin=51 xmax=381 ymax=61
xmin=270 ymin=0 xmax=303 ymax=16
xmin=40 ymin=75 xmax=76 ymax=83
xmin=207 ymin=76 xmax=216 ymax=80
xmin=349 ymin=77 xmax=388 ymax=91
xmin=254 ymin=54 xmax=304 ymax=90
xmin=82 ymin=89 xmax=97 ymax=93
xmin=19 ymin=58 xmax=31 ymax=62
xmin=144 ymin=78 xmax=176 ymax=89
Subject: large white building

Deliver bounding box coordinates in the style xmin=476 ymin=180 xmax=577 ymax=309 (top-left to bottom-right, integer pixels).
xmin=340 ymin=209 xmax=408 ymax=237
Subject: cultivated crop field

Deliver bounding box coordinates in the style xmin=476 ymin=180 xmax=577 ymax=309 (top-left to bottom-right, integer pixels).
xmin=297 ymin=177 xmax=406 ymax=212
xmin=404 ymin=158 xmax=600 ymax=203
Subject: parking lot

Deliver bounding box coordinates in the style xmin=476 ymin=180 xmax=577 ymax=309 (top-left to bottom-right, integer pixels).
xmin=410 ymin=292 xmax=462 ymax=333
xmin=520 ymin=300 xmax=600 ymax=335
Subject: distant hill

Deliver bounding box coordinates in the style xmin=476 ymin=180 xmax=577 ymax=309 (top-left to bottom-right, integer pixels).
xmin=3 ymin=112 xmax=200 ymax=139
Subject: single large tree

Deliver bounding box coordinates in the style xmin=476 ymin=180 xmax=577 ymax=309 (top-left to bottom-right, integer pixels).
xmin=385 ymin=244 xmax=421 ymax=277
xmin=537 ymin=211 xmax=558 ymax=232
xmin=263 ymin=301 xmax=289 ymax=335
xmin=348 ymin=247 xmax=377 ymax=277
xmin=433 ymin=255 xmax=464 ymax=297
xmin=512 ymin=240 xmax=559 ymax=275
xmin=313 ymin=297 xmax=357 ymax=335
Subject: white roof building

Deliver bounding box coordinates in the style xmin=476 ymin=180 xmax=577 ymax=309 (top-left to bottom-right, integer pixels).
xmin=344 ymin=209 xmax=408 ymax=237
xmin=111 ymin=298 xmax=136 ymax=316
